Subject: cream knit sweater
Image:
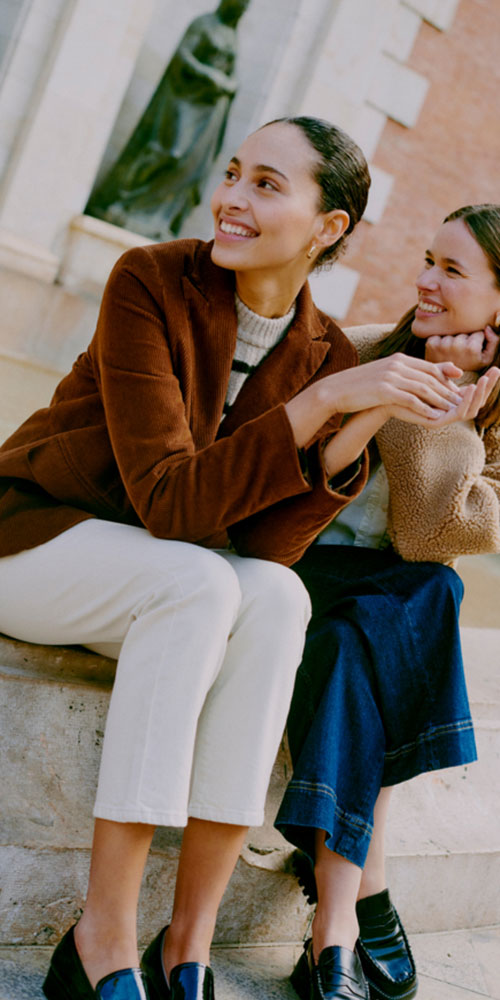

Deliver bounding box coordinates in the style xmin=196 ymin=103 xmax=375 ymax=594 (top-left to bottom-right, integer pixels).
xmin=222 ymin=295 xmax=295 ymax=416
xmin=345 ymin=324 xmax=500 ymax=565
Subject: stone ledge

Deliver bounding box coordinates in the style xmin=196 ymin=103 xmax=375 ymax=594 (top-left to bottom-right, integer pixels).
xmin=0 ymin=635 xmax=115 ymax=689
xmin=0 ymin=230 xmax=60 ymax=284
xmin=0 ymin=268 xmax=99 ymax=377
xmin=58 ymin=214 xmax=154 ymax=297
xmin=0 ymin=845 xmax=309 ymax=948
xmin=0 ymin=633 xmax=293 ymax=854
xmin=1 ymin=623 xmax=499 ymax=943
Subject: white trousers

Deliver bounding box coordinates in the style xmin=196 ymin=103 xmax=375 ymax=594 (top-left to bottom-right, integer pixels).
xmin=0 ymin=520 xmax=310 ymax=826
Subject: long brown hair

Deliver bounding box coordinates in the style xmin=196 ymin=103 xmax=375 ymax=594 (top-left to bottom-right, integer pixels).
xmin=377 ymin=204 xmax=500 ymax=429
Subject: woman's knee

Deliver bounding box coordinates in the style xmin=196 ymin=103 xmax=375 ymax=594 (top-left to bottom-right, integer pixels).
xmin=418 ymin=561 xmax=464 ymax=610
xmin=239 ymin=558 xmax=312 ymax=629
xmin=133 ymin=542 xmax=243 ymax=633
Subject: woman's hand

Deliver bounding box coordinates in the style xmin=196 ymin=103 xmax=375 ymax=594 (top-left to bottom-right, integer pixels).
xmin=285 ymin=352 xmax=464 ymax=448
xmin=317 ymin=353 xmax=464 ymax=417
xmin=425 ymin=326 xmax=500 ymax=371
xmin=383 ymin=366 xmax=500 ymax=429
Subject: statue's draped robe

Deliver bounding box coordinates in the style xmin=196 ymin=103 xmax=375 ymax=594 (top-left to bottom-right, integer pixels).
xmin=87 ymin=14 xmax=239 ymax=238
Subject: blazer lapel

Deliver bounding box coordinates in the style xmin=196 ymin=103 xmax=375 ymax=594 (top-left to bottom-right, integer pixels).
xmin=218 ymin=282 xmax=330 ymax=437
xmin=181 ymin=245 xmax=238 ymax=445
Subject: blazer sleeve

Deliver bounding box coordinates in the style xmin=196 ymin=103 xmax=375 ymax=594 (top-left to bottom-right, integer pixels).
xmin=376 ymin=417 xmax=500 ymax=563
xmin=92 ymin=250 xmax=316 ymax=544
xmin=228 ymin=440 xmax=368 ymax=565
xmin=227 ymin=325 xmax=388 ymax=564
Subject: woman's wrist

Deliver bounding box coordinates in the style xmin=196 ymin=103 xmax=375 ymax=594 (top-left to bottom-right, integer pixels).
xmin=285 ymin=379 xmax=338 ymax=448
xmin=322 ymin=407 xmax=388 ymax=478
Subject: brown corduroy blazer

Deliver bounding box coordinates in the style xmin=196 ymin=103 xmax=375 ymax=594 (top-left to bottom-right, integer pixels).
xmin=0 ymin=239 xmax=367 ymax=565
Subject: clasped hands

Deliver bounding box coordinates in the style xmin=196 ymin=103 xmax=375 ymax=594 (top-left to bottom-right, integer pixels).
xmin=367 ymin=326 xmax=500 ymax=429
xmin=413 ymin=325 xmax=500 ymax=427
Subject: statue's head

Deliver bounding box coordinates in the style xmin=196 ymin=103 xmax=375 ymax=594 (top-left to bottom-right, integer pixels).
xmin=217 ymin=0 xmax=251 ymax=28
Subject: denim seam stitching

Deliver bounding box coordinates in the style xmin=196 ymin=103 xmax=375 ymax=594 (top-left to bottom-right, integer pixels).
xmin=384 ymin=718 xmax=474 ymax=762
xmin=284 ymin=779 xmax=373 ymax=838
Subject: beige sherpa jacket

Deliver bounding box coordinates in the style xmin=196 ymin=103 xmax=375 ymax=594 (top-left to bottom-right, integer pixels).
xmin=345 ymin=324 xmax=500 ymax=565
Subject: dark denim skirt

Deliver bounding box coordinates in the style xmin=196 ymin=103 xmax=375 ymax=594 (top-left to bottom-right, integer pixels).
xmin=275 ymin=545 xmax=477 ymax=868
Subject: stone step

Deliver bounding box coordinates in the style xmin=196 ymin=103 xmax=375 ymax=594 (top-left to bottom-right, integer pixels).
xmin=458 ymin=553 xmax=500 ymax=630
xmin=0 ymin=636 xmax=310 ymax=948
xmin=251 ymin=626 xmax=500 ymax=934
xmin=2 ymin=925 xmax=500 ymax=1000
xmin=386 ymin=625 xmax=500 ymax=933
xmin=1 ymin=624 xmax=499 ymax=947
xmin=383 ymin=625 xmax=500 ymax=933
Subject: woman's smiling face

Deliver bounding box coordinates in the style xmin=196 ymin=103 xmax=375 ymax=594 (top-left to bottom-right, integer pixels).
xmin=210 ymin=122 xmax=336 ymax=277
xmin=412 ymin=219 xmax=500 ymax=339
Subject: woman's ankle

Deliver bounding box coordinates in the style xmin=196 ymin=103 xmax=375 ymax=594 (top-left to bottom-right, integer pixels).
xmin=311 ymin=906 xmax=359 ymax=960
xmin=74 ymin=913 xmax=139 ymax=988
xmin=162 ymin=916 xmax=214 ymax=977
xmin=357 ymin=869 xmax=387 ymax=901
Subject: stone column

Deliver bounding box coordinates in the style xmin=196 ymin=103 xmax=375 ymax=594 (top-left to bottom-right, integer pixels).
xmin=0 ymin=0 xmax=156 ymax=282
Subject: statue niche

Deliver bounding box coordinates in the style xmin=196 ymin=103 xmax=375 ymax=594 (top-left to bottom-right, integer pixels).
xmin=86 ymin=0 xmax=251 ymax=240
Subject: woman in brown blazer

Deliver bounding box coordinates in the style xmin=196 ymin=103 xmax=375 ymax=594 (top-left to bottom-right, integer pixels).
xmin=0 ymin=118 xmax=470 ymax=1000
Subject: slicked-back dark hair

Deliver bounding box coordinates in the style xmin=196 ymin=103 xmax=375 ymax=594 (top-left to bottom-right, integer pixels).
xmin=263 ymin=116 xmax=371 ymax=267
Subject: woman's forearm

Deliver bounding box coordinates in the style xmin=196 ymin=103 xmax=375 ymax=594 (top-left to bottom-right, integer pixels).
xmin=322 ymin=409 xmax=387 ymax=479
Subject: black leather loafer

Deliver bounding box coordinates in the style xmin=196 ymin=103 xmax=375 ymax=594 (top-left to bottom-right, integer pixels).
xmin=141 ymin=926 xmax=214 ymax=1000
xmin=96 ymin=968 xmax=151 ymax=999
xmin=356 ymin=890 xmax=417 ymax=1000
xmin=43 ymin=924 xmax=150 ymax=1000
xmin=141 ymin=926 xmax=170 ymax=1000
xmin=291 ymin=848 xmax=318 ymax=906
xmin=291 ymin=850 xmax=417 ymax=999
xmin=169 ymin=963 xmax=214 ymax=1000
xmin=290 ymin=939 xmax=369 ymax=1000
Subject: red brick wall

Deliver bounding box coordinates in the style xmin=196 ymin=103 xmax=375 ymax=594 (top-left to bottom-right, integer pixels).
xmin=344 ymin=0 xmax=500 ymax=326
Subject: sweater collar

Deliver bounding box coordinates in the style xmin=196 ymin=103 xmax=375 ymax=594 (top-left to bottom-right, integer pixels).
xmin=184 ymin=240 xmax=333 ymax=436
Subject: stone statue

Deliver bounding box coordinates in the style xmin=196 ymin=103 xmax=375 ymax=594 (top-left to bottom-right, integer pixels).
xmin=86 ymin=0 xmax=251 ymax=240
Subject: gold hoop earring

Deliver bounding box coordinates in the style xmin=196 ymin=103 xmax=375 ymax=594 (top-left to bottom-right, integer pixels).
xmin=306 ymin=245 xmax=317 ymax=260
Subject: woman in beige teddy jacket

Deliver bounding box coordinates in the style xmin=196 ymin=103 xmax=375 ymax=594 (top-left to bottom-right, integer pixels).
xmin=277 ymin=203 xmax=500 ymax=1000
xmin=349 ymin=322 xmax=500 ymax=565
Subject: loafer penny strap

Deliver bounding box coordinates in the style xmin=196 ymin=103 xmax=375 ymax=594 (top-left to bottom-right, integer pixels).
xmin=316 ymin=945 xmax=369 ymax=1000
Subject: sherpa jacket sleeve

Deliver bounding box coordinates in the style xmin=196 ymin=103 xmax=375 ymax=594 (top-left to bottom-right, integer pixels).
xmin=376 ymin=417 xmax=500 ymax=563
xmin=346 ymin=324 xmax=500 ymax=563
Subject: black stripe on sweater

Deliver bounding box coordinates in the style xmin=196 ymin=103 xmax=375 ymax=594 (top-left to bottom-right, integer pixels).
xmin=231 ymin=358 xmax=254 ymax=374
